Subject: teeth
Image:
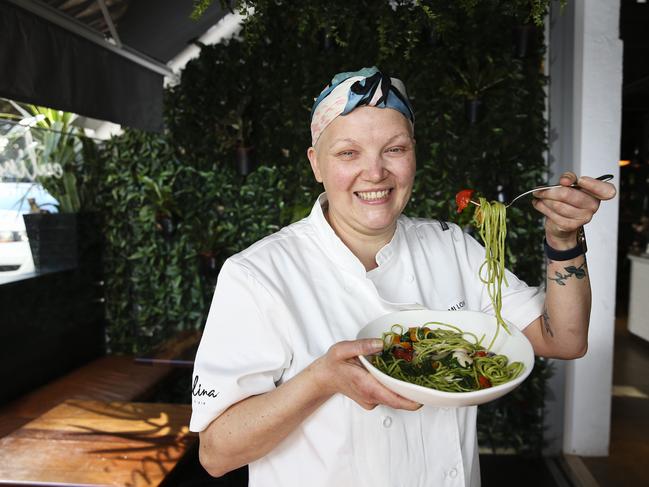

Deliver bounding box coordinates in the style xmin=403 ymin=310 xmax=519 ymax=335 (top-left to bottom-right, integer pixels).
xmin=357 ymin=189 xmax=390 ymax=201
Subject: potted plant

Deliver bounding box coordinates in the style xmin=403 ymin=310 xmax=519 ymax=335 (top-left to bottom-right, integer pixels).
xmin=8 ymin=104 xmax=88 ymax=271
xmin=139 ymin=172 xmax=181 ymax=239
xmin=453 ymin=56 xmax=510 ymax=125
xmin=187 ymin=200 xmax=229 ymax=278
xmin=195 ymin=223 xmax=222 ymax=278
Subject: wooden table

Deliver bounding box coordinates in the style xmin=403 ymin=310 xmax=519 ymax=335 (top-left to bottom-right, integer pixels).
xmin=0 ymin=400 xmax=197 ymax=487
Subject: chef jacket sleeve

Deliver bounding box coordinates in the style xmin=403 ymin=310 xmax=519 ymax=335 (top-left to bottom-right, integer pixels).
xmin=189 ymin=258 xmax=292 ymax=432
xmin=463 ymin=231 xmax=545 ymax=331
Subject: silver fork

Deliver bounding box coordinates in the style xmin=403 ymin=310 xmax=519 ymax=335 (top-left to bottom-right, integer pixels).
xmin=472 ymin=174 xmax=614 ymax=208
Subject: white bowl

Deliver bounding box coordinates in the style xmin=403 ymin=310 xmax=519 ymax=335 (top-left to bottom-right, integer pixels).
xmin=357 ymin=309 xmax=535 ymax=407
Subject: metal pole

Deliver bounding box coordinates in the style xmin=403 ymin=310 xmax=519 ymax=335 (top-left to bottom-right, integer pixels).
xmin=96 ymin=0 xmax=122 ymax=48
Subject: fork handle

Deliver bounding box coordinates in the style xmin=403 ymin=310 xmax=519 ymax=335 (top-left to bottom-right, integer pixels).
xmin=507 ymin=174 xmax=614 ymax=208
xmin=569 ymin=174 xmax=614 ymax=187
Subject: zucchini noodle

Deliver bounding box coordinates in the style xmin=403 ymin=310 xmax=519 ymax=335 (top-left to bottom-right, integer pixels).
xmin=474 ymin=197 xmax=509 ymax=350
xmin=371 ymin=322 xmax=524 ymax=392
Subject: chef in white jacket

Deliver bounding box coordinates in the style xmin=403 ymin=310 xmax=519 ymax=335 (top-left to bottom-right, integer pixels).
xmin=190 ymin=66 xmax=616 ymax=487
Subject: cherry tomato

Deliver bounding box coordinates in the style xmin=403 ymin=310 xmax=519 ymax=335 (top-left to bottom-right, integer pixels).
xmin=455 ymin=189 xmax=475 ymax=213
xmin=478 ymin=375 xmax=492 ymax=389
xmin=474 ymin=351 xmax=487 ymax=358
xmin=392 ymin=347 xmax=414 ymax=362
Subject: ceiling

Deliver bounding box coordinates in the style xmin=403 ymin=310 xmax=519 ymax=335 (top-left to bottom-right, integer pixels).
xmin=41 ymin=0 xmax=228 ymax=63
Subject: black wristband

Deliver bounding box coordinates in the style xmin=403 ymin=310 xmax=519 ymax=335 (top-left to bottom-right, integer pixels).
xmin=544 ymin=227 xmax=587 ymax=261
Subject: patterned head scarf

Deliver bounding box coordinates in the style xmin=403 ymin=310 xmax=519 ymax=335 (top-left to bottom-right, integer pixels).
xmin=310 ymin=66 xmax=415 ymax=146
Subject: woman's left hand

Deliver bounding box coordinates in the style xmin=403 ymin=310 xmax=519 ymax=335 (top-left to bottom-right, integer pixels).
xmin=531 ymin=172 xmax=617 ymax=248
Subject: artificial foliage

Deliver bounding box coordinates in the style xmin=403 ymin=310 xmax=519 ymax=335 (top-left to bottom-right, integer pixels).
xmin=95 ymin=0 xmax=554 ymax=454
xmin=97 ymin=132 xmax=206 ymax=351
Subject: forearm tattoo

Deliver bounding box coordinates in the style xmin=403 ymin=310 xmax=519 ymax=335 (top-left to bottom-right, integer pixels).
xmin=548 ymin=258 xmax=588 ymax=286
xmin=542 ymin=305 xmax=553 ymax=338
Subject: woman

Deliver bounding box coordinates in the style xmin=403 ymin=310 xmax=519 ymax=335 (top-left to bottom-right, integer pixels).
xmin=190 ymin=67 xmax=616 ymax=486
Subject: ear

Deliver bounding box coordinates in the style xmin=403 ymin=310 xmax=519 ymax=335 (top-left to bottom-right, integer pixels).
xmin=307 ymin=146 xmax=323 ymax=183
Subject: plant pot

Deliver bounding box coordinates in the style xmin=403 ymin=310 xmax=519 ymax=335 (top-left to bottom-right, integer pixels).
xmin=155 ymin=212 xmax=176 ymax=238
xmin=235 ymin=146 xmax=256 ymax=176
xmin=23 ymin=213 xmax=78 ymax=271
xmin=465 ymin=98 xmax=483 ymax=125
xmin=198 ymin=252 xmax=220 ymax=278
xmin=320 ymin=31 xmax=335 ymax=52
xmin=423 ymin=25 xmax=440 ymax=47
xmin=512 ymin=24 xmax=537 ymax=58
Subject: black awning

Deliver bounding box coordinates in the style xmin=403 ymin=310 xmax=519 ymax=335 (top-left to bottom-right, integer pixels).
xmin=0 ymin=1 xmax=164 ymax=132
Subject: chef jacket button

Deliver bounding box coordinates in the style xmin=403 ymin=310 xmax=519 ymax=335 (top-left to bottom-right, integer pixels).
xmin=382 ymin=416 xmax=392 ymax=428
xmin=407 ymin=274 xmax=415 ymax=282
xmin=448 ymin=467 xmax=458 ymax=478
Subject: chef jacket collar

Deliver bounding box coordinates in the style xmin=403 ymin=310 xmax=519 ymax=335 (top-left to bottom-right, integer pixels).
xmin=308 ymin=193 xmax=402 ymax=276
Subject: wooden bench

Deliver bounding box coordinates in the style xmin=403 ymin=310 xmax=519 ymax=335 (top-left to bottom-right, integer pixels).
xmin=0 ymin=329 xmax=202 ymax=487
xmin=0 ymin=330 xmax=202 ymax=439
xmin=0 ymin=399 xmax=196 ymax=487
xmin=0 ymin=355 xmax=176 ymax=438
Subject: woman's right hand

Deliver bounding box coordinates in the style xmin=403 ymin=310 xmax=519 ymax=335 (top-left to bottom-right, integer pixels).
xmin=312 ymin=339 xmax=422 ymax=411
xmin=198 ymin=338 xmax=421 ymax=477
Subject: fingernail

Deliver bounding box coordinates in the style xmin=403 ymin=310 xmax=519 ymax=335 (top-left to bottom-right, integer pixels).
xmin=371 ymin=339 xmax=384 ymax=351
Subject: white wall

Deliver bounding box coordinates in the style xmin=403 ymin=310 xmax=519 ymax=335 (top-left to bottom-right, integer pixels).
xmin=548 ymin=0 xmax=622 ymax=456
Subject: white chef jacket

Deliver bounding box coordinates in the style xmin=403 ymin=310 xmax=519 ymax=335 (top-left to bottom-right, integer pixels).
xmin=190 ymin=193 xmax=544 ymax=487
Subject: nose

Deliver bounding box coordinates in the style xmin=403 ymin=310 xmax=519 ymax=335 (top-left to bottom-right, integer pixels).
xmin=363 ymin=154 xmax=388 ymax=182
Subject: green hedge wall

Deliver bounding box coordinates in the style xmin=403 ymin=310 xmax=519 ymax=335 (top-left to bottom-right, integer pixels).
xmin=97 ymin=0 xmax=553 ymax=454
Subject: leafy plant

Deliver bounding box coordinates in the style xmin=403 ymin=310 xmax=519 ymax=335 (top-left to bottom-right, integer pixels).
xmin=8 ymin=102 xmax=85 ymax=213
xmin=452 ymin=55 xmax=512 ymax=100
xmin=190 ymin=0 xmax=234 ymax=20
xmin=139 ymin=171 xmax=181 ymax=219
xmin=503 ymin=0 xmax=568 ymax=26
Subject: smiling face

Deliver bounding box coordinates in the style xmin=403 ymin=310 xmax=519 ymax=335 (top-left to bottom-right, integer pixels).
xmin=307 ymin=106 xmax=416 ymax=241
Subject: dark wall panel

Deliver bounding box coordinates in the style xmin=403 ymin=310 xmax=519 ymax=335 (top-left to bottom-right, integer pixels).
xmin=0 ymin=214 xmax=106 ymax=405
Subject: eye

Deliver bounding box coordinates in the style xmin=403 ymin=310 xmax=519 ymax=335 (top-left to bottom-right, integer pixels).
xmin=386 ymin=146 xmax=406 ymax=154
xmin=336 ymin=150 xmax=356 ymax=159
